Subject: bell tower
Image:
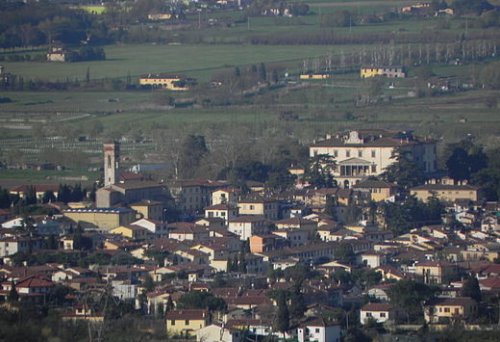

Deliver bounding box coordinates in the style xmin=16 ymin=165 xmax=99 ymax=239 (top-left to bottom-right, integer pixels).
xmin=103 ymin=141 xmax=119 ymax=187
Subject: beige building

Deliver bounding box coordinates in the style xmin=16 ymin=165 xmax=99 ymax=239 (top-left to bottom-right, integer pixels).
xmin=110 ymin=225 xmax=151 ymax=239
xmin=414 ymin=261 xmax=458 ymax=284
xmin=360 ymin=66 xmax=406 ymax=78
xmin=272 ymin=229 xmax=310 ymax=247
xmin=130 ymin=200 xmax=164 ymax=221
xmin=424 ymin=297 xmax=477 ymax=324
xmin=410 ymin=184 xmax=480 ymax=203
xmin=103 ymin=141 xmax=119 ymax=187
xmin=211 ymin=188 xmax=240 ymax=206
xmin=63 ymin=208 xmax=135 ymax=231
xmin=47 ymin=45 xmax=71 ymax=62
xmin=310 ymin=130 xmax=437 ymax=188
xmin=139 ymin=73 xmax=195 ymax=91
xmin=166 ymin=309 xmax=209 ymax=337
xmin=237 ymin=197 xmax=279 ymax=220
xmin=353 ymin=179 xmax=398 ymax=202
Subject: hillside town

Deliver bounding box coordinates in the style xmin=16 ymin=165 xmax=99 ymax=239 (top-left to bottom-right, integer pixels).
xmin=0 ymin=129 xmax=499 ymax=341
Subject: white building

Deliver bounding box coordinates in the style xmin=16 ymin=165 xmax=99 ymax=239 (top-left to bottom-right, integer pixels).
xmin=197 ymin=324 xmax=241 ymax=342
xmin=205 ymin=204 xmax=239 ymax=224
xmin=359 ymin=303 xmax=393 ymax=325
xmin=358 ymin=252 xmax=386 ymax=268
xmin=309 ymin=130 xmax=437 ymax=188
xmin=297 ymin=318 xmax=341 ymax=342
xmin=131 ymin=218 xmax=168 ymax=236
xmin=0 ymin=236 xmax=44 ymax=257
xmin=228 ymin=216 xmax=267 ymax=241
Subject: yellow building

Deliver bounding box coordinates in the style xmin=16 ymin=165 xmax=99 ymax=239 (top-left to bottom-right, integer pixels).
xmin=237 ymin=197 xmax=279 ymax=220
xmin=410 ymin=184 xmax=480 ymax=203
xmin=63 ymin=208 xmax=135 ymax=231
xmin=130 ymin=200 xmax=164 ymax=221
xmin=353 ymin=179 xmax=397 ymax=202
xmin=360 ymin=66 xmax=406 ymax=78
xmin=139 ymin=73 xmax=194 ymax=91
xmin=424 ymin=297 xmax=477 ymax=324
xmin=299 ymin=73 xmax=330 ymax=80
xmin=62 ymin=306 xmax=104 ymax=323
xmin=110 ymin=225 xmax=150 ymax=239
xmin=166 ymin=309 xmax=209 ymax=337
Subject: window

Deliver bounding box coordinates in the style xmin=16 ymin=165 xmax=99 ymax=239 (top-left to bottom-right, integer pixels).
xmin=171 ymin=320 xmax=175 ymax=325
xmin=380 ymin=312 xmax=386 ymax=317
xmin=371 ymin=150 xmax=376 ymax=158
xmin=444 ymin=308 xmax=450 ymax=313
xmin=346 ymin=150 xmax=351 ymax=158
xmin=371 ymin=165 xmax=377 ymax=173
xmin=250 ymin=205 xmax=255 ymax=210
xmin=334 ymin=150 xmax=338 ymax=157
xmin=185 ymin=320 xmax=189 ymax=325
xmin=315 ymin=328 xmax=320 ymax=333
xmin=366 ymin=312 xmax=372 ymax=317
xmin=358 ymin=150 xmax=363 ymax=157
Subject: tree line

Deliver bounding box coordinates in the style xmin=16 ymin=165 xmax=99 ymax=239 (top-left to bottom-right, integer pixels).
xmin=0 ymin=183 xmax=94 ymax=210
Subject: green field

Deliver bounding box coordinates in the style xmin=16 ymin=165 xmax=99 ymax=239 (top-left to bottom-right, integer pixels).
xmin=1 ymin=44 xmax=358 ymax=82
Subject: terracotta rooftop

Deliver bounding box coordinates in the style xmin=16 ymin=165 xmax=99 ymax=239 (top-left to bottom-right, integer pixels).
xmin=166 ymin=309 xmax=208 ymax=320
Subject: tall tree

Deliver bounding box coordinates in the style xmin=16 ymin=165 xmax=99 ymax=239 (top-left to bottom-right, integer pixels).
xmin=179 ymin=134 xmax=209 ymax=178
xmin=461 ymin=276 xmax=481 ymax=302
xmin=306 ymin=154 xmax=335 ymax=188
xmin=445 ymin=139 xmax=488 ymax=182
xmin=274 ymin=290 xmax=290 ymax=339
xmin=383 ymin=152 xmax=425 ymax=189
xmin=8 ymin=281 xmax=19 ymax=303
xmin=388 ymin=280 xmax=438 ymax=323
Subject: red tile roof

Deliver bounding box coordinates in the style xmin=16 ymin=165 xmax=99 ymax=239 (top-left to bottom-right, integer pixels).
xmin=166 ymin=309 xmax=208 ymax=320
xmin=361 ymin=303 xmax=393 ymax=312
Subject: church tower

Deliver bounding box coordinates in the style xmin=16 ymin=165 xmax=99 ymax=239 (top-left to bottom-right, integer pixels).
xmin=103 ymin=141 xmax=119 ymax=187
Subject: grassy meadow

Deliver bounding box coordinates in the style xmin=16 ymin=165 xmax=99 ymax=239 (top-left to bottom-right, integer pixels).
xmin=1 ymin=44 xmax=357 ymax=82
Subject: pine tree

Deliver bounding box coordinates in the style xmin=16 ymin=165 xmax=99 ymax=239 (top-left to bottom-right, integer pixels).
xmin=462 ymin=276 xmax=481 ymax=302
xmin=8 ymin=281 xmax=19 ymax=303
xmin=166 ymin=295 xmax=174 ymax=312
xmin=143 ymin=274 xmax=155 ymax=292
xmin=259 ymin=62 xmax=267 ymax=81
xmin=274 ymin=291 xmax=289 ymax=339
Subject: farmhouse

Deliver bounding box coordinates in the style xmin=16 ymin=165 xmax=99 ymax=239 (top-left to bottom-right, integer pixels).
xmin=360 ymin=66 xmax=406 ymax=78
xmin=299 ymin=73 xmax=330 ymax=80
xmin=139 ymin=73 xmax=195 ymax=91
xmin=47 ymin=45 xmax=72 ymax=62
